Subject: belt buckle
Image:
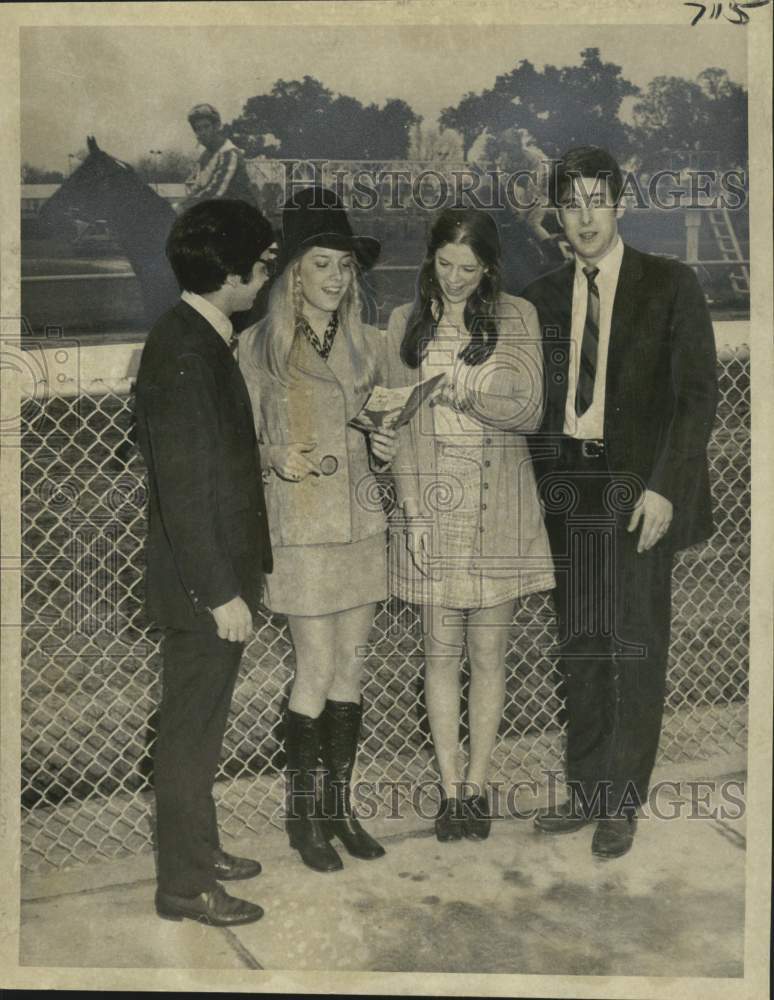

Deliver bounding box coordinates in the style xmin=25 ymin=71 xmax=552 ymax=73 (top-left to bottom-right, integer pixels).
xmin=581 ymin=439 xmax=605 ymax=459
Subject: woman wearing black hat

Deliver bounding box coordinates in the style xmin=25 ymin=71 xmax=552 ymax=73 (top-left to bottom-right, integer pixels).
xmin=239 ymin=187 xmax=394 ymax=873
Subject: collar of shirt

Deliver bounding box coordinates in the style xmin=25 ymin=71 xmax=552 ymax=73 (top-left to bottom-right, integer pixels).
xmin=572 ymin=236 xmax=624 ymax=291
xmin=181 ymin=290 xmax=233 ymax=345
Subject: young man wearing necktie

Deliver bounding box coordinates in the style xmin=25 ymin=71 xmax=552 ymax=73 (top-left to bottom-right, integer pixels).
xmin=135 ymin=199 xmax=276 ymax=923
xmin=522 ymin=146 xmax=718 ymax=859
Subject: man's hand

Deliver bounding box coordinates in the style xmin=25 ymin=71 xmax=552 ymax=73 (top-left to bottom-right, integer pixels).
xmin=627 ymin=490 xmax=674 ymax=554
xmin=211 ymin=595 xmax=253 ymax=643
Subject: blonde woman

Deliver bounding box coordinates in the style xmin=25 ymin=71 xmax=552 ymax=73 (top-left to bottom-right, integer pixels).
xmin=240 ymin=187 xmax=395 ymax=872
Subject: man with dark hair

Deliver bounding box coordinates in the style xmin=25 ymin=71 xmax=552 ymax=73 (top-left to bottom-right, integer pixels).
xmin=135 ymin=199 xmax=275 ymax=924
xmin=523 ymin=145 xmax=717 ymax=859
xmin=182 ymin=103 xmax=256 ymax=209
xmin=547 ymin=144 xmax=624 ymax=208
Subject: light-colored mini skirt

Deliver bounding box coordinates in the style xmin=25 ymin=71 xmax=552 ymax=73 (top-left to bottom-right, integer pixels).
xmin=389 ymin=442 xmax=549 ymax=611
xmin=263 ymin=531 xmax=387 ymax=617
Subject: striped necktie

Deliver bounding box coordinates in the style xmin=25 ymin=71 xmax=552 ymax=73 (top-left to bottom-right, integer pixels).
xmin=575 ymin=266 xmax=600 ymax=416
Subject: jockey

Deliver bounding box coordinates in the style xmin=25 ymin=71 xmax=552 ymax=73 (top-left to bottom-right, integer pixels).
xmin=182 ymin=103 xmax=256 ymax=210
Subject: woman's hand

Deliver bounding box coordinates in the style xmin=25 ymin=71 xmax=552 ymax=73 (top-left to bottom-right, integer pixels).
xmin=402 ymin=497 xmax=429 ymax=576
xmin=369 ymin=426 xmax=397 ymax=466
xmin=269 ymin=441 xmax=321 ymax=482
xmin=430 ymin=373 xmax=475 ymax=414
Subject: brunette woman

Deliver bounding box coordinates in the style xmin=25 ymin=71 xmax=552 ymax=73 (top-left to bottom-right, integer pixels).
xmin=383 ymin=208 xmax=554 ymax=842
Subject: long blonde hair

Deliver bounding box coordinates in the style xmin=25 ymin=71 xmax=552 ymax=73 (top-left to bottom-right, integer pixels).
xmin=253 ymin=252 xmax=376 ymax=393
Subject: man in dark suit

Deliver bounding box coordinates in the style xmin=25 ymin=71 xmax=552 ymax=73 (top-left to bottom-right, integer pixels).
xmin=522 ymin=146 xmax=718 ymax=859
xmin=135 ymin=199 xmax=275 ymax=923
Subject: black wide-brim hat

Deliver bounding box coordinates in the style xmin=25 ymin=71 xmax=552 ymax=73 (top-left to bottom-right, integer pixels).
xmin=276 ymin=185 xmax=381 ymax=274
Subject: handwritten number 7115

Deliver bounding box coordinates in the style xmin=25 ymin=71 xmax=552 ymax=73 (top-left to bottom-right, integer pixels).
xmin=685 ymin=0 xmax=770 ymax=25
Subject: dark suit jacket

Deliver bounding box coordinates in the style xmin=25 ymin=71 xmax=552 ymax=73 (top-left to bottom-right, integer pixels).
xmin=522 ymin=244 xmax=718 ymax=553
xmin=135 ymin=300 xmax=272 ymax=631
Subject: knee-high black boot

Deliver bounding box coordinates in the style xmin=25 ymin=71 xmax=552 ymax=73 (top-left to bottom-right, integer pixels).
xmin=285 ymin=709 xmax=343 ymax=873
xmin=320 ymin=700 xmax=386 ymax=860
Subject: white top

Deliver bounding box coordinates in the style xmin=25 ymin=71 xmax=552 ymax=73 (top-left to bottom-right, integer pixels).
xmin=185 ymin=137 xmax=240 ymax=198
xmin=422 ymin=319 xmax=486 ymax=444
xmin=181 ymin=290 xmax=233 ymax=345
xmin=563 ymin=237 xmax=624 ymax=439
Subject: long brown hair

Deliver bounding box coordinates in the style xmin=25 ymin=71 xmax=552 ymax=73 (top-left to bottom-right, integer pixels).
xmin=400 ymin=208 xmax=502 ymax=369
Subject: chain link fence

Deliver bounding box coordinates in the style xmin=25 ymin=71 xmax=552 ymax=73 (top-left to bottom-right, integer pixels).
xmin=19 ymin=344 xmax=749 ymax=873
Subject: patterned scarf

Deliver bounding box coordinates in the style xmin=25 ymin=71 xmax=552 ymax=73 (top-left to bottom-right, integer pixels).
xmin=296 ymin=312 xmax=339 ymax=361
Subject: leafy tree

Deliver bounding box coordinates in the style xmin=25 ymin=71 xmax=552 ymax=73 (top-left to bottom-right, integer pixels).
xmin=228 ymin=76 xmax=420 ymax=159
xmin=439 ymin=91 xmax=510 ymax=159
xmin=367 ymin=99 xmax=424 ymax=158
xmin=632 ymin=68 xmax=747 ymax=171
xmin=440 ymin=48 xmax=639 ymax=160
xmin=21 ymin=163 xmax=65 ymax=183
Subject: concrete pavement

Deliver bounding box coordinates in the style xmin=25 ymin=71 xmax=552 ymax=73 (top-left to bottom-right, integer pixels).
xmin=20 ymin=772 xmax=746 ymax=977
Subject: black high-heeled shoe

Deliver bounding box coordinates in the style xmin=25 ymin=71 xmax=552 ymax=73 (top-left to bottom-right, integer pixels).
xmin=462 ymin=793 xmax=491 ymax=841
xmin=434 ymin=795 xmax=464 ymax=842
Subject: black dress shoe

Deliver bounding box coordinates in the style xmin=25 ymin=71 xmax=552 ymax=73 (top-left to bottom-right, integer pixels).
xmin=462 ymin=794 xmax=491 ymax=841
xmin=591 ymin=816 xmax=637 ymax=859
xmin=155 ymin=884 xmax=264 ymax=926
xmin=533 ymin=799 xmax=591 ymax=834
xmin=213 ymin=848 xmax=262 ymax=881
xmin=435 ymin=796 xmax=464 ymax=842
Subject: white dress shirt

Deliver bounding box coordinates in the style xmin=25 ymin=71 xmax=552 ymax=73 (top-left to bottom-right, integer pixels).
xmin=181 ymin=290 xmax=233 ymax=345
xmin=564 ymin=237 xmax=624 ymax=439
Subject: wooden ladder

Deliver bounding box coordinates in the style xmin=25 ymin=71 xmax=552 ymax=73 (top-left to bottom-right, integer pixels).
xmin=707 ymin=207 xmax=750 ymax=295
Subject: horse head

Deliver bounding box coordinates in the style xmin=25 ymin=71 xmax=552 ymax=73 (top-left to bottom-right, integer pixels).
xmin=36 ymin=137 xmax=180 ymax=323
xmin=38 ymin=136 xmax=143 ymax=228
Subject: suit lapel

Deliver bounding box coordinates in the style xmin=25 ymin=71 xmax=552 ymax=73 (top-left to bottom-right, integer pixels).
xmin=324 ymin=325 xmax=359 ymax=416
xmin=605 ymin=245 xmax=644 ymax=395
xmin=291 ymin=329 xmax=339 ymax=383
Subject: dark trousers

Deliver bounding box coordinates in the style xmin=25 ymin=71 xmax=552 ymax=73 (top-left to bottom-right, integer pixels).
xmin=154 ymin=627 xmax=244 ymax=896
xmin=543 ymin=441 xmax=673 ymax=817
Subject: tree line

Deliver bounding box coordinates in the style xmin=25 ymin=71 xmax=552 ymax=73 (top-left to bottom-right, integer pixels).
xmin=22 ymin=49 xmax=747 ymax=183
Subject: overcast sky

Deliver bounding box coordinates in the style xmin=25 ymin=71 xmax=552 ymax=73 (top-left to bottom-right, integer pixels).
xmin=21 ymin=24 xmax=746 ymax=170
